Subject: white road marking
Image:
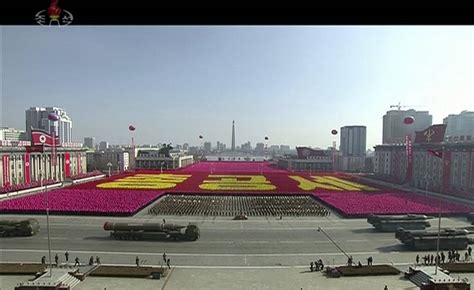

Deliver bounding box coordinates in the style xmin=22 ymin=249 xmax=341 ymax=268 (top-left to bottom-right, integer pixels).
xmin=0 ymin=249 xmax=381 ymax=257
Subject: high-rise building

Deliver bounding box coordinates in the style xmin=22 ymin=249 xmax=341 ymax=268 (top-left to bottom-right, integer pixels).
xmin=231 ymin=120 xmax=235 ymax=151
xmin=83 ymin=137 xmax=95 ymax=149
xmin=26 ymin=107 xmax=73 ymax=143
xmin=183 ymin=143 xmax=189 ymax=150
xmin=382 ymin=109 xmax=432 ymax=144
xmin=255 ymin=143 xmax=265 ymax=152
xmin=0 ymin=127 xmax=27 ymax=141
xmin=217 ymin=141 xmax=221 ymax=152
xmin=203 ymin=141 xmax=212 ymax=152
xmin=340 ymin=126 xmax=367 ymax=157
xmin=443 ymin=111 xmax=474 ymax=141
xmin=99 ymin=141 xmax=109 ymax=151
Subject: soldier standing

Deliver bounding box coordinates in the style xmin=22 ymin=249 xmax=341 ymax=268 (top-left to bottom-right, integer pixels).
xmin=310 ymin=261 xmax=314 ymax=272
xmin=469 ymin=246 xmax=472 ymax=257
xmin=367 ymin=256 xmax=373 ymax=266
xmin=96 ymin=256 xmax=101 ymax=264
xmin=136 ymin=256 xmax=140 ymax=267
xmin=163 ymin=253 xmax=167 ymax=263
xmin=416 ymin=255 xmax=419 ymax=265
xmin=166 ymin=258 xmax=171 ymax=269
xmin=41 ymin=256 xmax=46 ymax=265
xmin=55 ymin=254 xmax=59 ymax=266
xmin=65 ymin=251 xmax=69 ymax=263
xmin=89 ymin=256 xmax=94 ymax=265
xmin=441 ymin=252 xmax=445 ymax=264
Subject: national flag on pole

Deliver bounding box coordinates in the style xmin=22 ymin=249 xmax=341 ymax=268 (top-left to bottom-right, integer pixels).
xmin=31 ymin=129 xmax=60 ymax=147
xmin=427 ymin=149 xmax=443 ymax=159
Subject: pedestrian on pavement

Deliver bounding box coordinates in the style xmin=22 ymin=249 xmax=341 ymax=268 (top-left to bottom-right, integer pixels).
xmin=136 ymin=256 xmax=140 ymax=267
xmin=367 ymin=256 xmax=373 ymax=266
xmin=55 ymin=254 xmax=59 ymax=266
xmin=468 ymin=246 xmax=472 ymax=256
xmin=65 ymin=251 xmax=69 ymax=263
xmin=163 ymin=219 xmax=166 ymax=224
xmin=96 ymin=256 xmax=101 ymax=264
xmin=41 ymin=256 xmax=46 ymax=265
xmin=384 ymin=285 xmax=388 ymax=290
xmin=167 ymin=258 xmax=171 ymax=269
xmin=465 ymin=252 xmax=469 ymax=262
xmin=310 ymin=261 xmax=314 ymax=272
xmin=74 ymin=257 xmax=80 ymax=267
xmin=319 ymin=260 xmax=324 ymax=271
xmin=89 ymin=256 xmax=94 ymax=266
xmin=163 ymin=252 xmax=167 ymax=263
xmin=348 ymin=256 xmax=353 ymax=266
xmin=416 ymin=254 xmax=420 ymax=265
xmin=358 ymin=261 xmax=362 ymax=268
xmin=430 ymin=255 xmax=434 ymax=265
xmin=441 ymin=252 xmax=445 ymax=264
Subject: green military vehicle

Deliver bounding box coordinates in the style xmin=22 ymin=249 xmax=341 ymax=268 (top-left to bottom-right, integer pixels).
xmin=367 ymin=214 xmax=432 ymax=232
xmin=0 ymin=219 xmax=40 ymax=237
xmin=103 ymin=221 xmax=200 ymax=241
xmin=396 ymin=227 xmax=471 ymax=250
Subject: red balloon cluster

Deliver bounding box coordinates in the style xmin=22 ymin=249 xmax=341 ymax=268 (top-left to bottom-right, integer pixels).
xmin=128 ymin=125 xmax=136 ymax=131
xmin=331 ymin=129 xmax=338 ymax=135
xmin=403 ymin=116 xmax=415 ymax=125
xmin=48 ymin=112 xmax=60 ymax=121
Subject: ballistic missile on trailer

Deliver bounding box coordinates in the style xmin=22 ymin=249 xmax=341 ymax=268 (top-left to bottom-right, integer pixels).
xmin=103 ymin=222 xmax=200 ymax=241
xmin=395 ymin=227 xmax=472 ymax=250
xmin=367 ymin=214 xmax=432 ymax=232
xmin=0 ymin=219 xmax=40 ymax=237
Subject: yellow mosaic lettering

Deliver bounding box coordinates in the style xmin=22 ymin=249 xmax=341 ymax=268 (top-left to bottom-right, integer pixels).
xmin=199 ymin=175 xmax=276 ymax=191
xmin=97 ymin=174 xmax=191 ymax=189
xmin=289 ymin=175 xmax=377 ymax=191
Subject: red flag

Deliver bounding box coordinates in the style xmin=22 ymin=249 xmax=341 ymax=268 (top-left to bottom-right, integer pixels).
xmin=31 ymin=129 xmax=60 ymax=147
xmin=428 ymin=149 xmax=443 ymax=159
xmin=24 ymin=153 xmax=31 ymax=184
xmin=414 ymin=124 xmax=447 ymax=144
xmin=64 ymin=152 xmax=71 ymax=178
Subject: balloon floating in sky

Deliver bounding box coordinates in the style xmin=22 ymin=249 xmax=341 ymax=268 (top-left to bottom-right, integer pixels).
xmin=331 ymin=129 xmax=338 ymax=135
xmin=128 ymin=125 xmax=136 ymax=131
xmin=403 ymin=116 xmax=415 ymax=125
xmin=199 ymin=135 xmax=203 ymax=139
xmin=48 ymin=112 xmax=60 ymax=121
xmin=264 ymin=136 xmax=269 ymax=140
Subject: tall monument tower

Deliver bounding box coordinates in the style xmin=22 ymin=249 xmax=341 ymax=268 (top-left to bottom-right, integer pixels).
xmin=231 ymin=120 xmax=235 ymax=151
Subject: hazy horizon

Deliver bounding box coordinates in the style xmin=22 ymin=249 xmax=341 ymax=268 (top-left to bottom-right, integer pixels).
xmin=2 ymin=26 xmax=473 ymax=148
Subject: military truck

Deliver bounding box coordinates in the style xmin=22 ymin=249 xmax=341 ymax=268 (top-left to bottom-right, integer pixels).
xmin=367 ymin=214 xmax=432 ymax=232
xmin=103 ymin=222 xmax=200 ymax=241
xmin=396 ymin=227 xmax=471 ymax=250
xmin=0 ymin=219 xmax=40 ymax=237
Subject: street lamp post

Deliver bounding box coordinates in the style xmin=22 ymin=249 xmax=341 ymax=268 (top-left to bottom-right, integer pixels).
xmin=317 ymin=227 xmax=351 ymax=261
xmin=107 ymin=162 xmax=112 ymax=177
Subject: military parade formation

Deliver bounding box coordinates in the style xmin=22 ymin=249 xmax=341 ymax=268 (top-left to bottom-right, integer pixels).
xmin=148 ymin=194 xmax=331 ymax=217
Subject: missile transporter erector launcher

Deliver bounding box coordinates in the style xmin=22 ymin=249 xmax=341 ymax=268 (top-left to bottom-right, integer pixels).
xmin=0 ymin=219 xmax=40 ymax=237
xmin=367 ymin=214 xmax=432 ymax=232
xmin=103 ymin=222 xmax=200 ymax=241
xmin=396 ymin=228 xmax=472 ymax=250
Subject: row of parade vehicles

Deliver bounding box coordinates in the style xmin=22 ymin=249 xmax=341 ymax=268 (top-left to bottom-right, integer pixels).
xmin=368 ymin=214 xmax=474 ymax=250
xmin=0 ymin=218 xmax=200 ymax=242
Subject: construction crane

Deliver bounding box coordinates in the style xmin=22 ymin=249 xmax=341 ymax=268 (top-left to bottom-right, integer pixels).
xmin=390 ymin=102 xmax=424 ymax=111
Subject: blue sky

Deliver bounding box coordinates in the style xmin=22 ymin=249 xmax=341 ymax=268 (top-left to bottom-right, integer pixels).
xmin=1 ymin=26 xmax=473 ymax=148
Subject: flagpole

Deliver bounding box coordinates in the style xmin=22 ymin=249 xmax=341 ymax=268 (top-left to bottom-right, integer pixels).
xmin=434 ymin=145 xmax=444 ymax=275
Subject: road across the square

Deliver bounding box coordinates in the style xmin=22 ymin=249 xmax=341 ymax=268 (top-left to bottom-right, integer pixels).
xmin=1 ymin=212 xmax=472 ymax=268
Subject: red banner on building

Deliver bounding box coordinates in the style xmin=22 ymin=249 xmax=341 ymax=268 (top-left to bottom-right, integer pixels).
xmin=25 ymin=145 xmax=44 ymax=153
xmin=405 ymin=135 xmax=413 ymax=183
xmin=24 ymin=153 xmax=31 ymax=184
xmin=414 ymin=124 xmax=447 ymax=144
xmin=442 ymin=150 xmax=452 ymax=192
xmin=31 ymin=129 xmax=60 ymax=147
xmin=2 ymin=155 xmax=10 ymax=187
xmin=65 ymin=152 xmax=71 ymax=178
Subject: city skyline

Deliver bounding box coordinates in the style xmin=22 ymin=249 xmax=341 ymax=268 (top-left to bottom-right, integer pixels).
xmin=2 ymin=26 xmax=473 ymax=148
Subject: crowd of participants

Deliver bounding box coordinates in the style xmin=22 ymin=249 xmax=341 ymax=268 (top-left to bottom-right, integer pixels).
xmin=415 ymin=247 xmax=473 ymax=265
xmin=149 ymin=195 xmax=331 ymax=217
xmin=0 ymin=179 xmax=57 ymax=194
